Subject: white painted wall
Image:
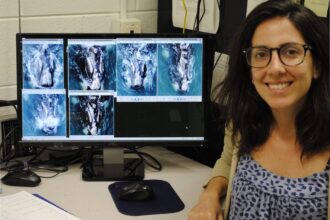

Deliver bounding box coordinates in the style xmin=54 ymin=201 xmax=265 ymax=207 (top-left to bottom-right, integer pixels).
xmin=0 ymin=0 xmax=158 ymax=116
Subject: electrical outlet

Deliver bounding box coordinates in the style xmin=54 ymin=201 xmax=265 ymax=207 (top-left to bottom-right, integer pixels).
xmin=112 ymin=18 xmax=141 ymax=33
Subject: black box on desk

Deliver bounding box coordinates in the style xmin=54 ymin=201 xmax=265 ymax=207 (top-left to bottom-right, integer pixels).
xmin=0 ymin=115 xmax=35 ymax=160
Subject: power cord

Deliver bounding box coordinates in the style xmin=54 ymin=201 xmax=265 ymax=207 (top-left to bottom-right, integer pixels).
xmin=0 ymin=100 xmax=17 ymax=108
xmin=193 ymin=0 xmax=206 ymax=32
xmin=213 ymin=52 xmax=222 ymax=71
xmin=27 ymin=146 xmax=86 ymax=178
xmin=182 ymin=0 xmax=188 ymax=33
xmin=80 ymin=146 xmax=148 ymax=180
xmin=1 ymin=145 xmax=87 ymax=179
xmin=125 ymin=147 xmax=162 ymax=171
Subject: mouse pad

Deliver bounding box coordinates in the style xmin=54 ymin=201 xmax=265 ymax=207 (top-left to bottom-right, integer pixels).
xmin=108 ymin=179 xmax=185 ymax=216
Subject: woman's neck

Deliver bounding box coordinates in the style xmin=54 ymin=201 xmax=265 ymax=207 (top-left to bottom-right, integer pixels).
xmin=271 ymin=108 xmax=297 ymax=139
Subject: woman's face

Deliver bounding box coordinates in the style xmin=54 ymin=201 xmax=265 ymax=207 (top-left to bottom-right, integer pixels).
xmin=250 ymin=17 xmax=317 ymax=113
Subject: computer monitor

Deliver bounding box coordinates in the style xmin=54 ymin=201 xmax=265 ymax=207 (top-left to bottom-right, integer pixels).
xmin=16 ymin=33 xmax=214 ymax=180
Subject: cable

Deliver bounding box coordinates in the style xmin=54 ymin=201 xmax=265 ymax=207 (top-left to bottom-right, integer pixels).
xmin=1 ymin=146 xmax=49 ymax=173
xmin=0 ymin=100 xmax=17 ymax=108
xmin=182 ymin=0 xmax=188 ymax=33
xmin=193 ymin=0 xmax=202 ymax=31
xmin=29 ymin=165 xmax=68 ymax=178
xmin=125 ymin=147 xmax=162 ymax=171
xmin=28 ymin=146 xmax=47 ymax=163
xmin=80 ymin=146 xmax=95 ymax=169
xmin=124 ymin=157 xmax=144 ymax=177
xmin=199 ymin=0 xmax=206 ymax=30
xmin=193 ymin=0 xmax=207 ymax=32
xmin=136 ymin=151 xmax=162 ymax=171
xmin=1 ymin=159 xmax=24 ymax=172
xmin=30 ymin=145 xmax=86 ymax=167
xmin=213 ymin=52 xmax=222 ymax=71
xmin=28 ymin=146 xmax=87 ymax=178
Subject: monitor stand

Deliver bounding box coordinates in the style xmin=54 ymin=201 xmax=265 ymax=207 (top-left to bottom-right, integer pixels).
xmin=82 ymin=147 xmax=144 ymax=181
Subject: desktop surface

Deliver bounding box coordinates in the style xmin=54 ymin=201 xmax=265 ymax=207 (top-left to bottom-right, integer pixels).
xmin=0 ymin=147 xmax=211 ymax=220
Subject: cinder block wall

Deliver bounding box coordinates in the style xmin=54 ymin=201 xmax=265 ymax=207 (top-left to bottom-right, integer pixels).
xmin=0 ymin=0 xmax=158 ymax=116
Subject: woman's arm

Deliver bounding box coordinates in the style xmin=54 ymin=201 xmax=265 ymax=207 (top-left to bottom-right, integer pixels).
xmin=188 ymin=176 xmax=228 ymax=220
xmin=188 ymin=127 xmax=235 ymax=220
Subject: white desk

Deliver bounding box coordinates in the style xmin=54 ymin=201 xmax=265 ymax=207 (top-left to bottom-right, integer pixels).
xmin=0 ymin=147 xmax=212 ymax=220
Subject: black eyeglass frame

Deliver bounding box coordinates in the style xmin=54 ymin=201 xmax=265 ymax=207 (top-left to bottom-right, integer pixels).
xmin=242 ymin=43 xmax=312 ymax=68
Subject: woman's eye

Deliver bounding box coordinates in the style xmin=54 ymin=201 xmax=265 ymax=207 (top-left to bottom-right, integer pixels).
xmin=281 ymin=45 xmax=303 ymax=57
xmin=285 ymin=48 xmax=299 ymax=56
xmin=254 ymin=50 xmax=268 ymax=59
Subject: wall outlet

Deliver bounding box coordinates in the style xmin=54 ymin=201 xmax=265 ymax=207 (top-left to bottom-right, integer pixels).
xmin=111 ymin=18 xmax=141 ymax=33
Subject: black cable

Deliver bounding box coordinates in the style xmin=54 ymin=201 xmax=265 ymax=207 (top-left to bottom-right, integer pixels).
xmin=0 ymin=100 xmax=17 ymax=108
xmin=51 ymin=146 xmax=85 ymax=166
xmin=12 ymin=105 xmax=18 ymax=115
xmin=29 ymin=165 xmax=68 ymax=178
xmin=28 ymin=146 xmax=47 ymax=163
xmin=28 ymin=146 xmax=87 ymax=178
xmin=199 ymin=0 xmax=206 ymax=28
xmin=80 ymin=146 xmax=162 ymax=179
xmin=31 ymin=146 xmax=87 ymax=169
xmin=193 ymin=0 xmax=202 ymax=31
xmin=213 ymin=52 xmax=222 ymax=71
xmin=80 ymin=146 xmax=95 ymax=169
xmin=193 ymin=0 xmax=207 ymax=32
xmin=125 ymin=147 xmax=162 ymax=171
xmin=1 ymin=131 xmax=87 ymax=178
xmin=136 ymin=151 xmax=162 ymax=171
xmin=1 ymin=159 xmax=25 ymax=172
xmin=124 ymin=158 xmax=144 ymax=177
xmin=0 ymin=150 xmax=37 ymax=173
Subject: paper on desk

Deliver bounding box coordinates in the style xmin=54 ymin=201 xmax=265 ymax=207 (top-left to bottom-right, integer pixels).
xmin=0 ymin=191 xmax=81 ymax=220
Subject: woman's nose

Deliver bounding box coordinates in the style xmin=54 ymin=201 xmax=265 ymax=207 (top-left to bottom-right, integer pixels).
xmin=266 ymin=50 xmax=286 ymax=75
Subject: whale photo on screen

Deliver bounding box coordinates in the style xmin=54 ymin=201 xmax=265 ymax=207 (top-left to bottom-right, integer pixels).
xmin=68 ymin=40 xmax=116 ymax=91
xmin=116 ymin=42 xmax=157 ymax=96
xmin=158 ymin=42 xmax=202 ymax=96
xmin=69 ymin=95 xmax=113 ymax=136
xmin=22 ymin=41 xmax=64 ymax=89
xmin=22 ymin=93 xmax=66 ymax=137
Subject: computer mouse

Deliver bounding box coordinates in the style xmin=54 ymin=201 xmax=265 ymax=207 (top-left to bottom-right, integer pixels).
xmin=118 ymin=182 xmax=154 ymax=201
xmin=1 ymin=169 xmax=41 ymax=187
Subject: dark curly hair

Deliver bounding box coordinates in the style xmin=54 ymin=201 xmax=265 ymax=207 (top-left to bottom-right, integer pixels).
xmin=215 ymin=0 xmax=330 ymax=156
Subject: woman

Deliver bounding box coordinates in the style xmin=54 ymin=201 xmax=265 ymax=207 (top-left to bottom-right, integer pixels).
xmin=189 ymin=1 xmax=330 ymax=219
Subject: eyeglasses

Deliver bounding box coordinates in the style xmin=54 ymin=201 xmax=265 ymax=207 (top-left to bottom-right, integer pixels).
xmin=242 ymin=43 xmax=312 ymax=68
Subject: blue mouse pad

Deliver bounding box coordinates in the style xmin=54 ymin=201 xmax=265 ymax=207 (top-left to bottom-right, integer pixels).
xmin=109 ymin=179 xmax=185 ymax=216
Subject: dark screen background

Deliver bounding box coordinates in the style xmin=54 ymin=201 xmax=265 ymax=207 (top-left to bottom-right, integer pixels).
xmin=114 ymin=102 xmax=204 ymax=138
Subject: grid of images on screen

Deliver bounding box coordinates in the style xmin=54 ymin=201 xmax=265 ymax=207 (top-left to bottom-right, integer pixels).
xmin=21 ymin=37 xmax=203 ymax=141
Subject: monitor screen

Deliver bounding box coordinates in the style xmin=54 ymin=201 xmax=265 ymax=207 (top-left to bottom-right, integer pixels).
xmin=16 ymin=33 xmax=214 ymax=180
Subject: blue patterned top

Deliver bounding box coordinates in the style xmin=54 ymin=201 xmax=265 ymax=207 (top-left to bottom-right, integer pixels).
xmin=229 ymin=154 xmax=329 ymax=220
